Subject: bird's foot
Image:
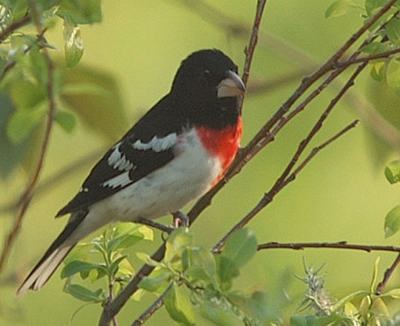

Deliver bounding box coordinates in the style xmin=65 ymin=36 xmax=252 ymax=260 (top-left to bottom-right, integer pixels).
xmin=136 ymin=217 xmax=174 ymax=234
xmin=172 ymin=211 xmax=189 ymax=228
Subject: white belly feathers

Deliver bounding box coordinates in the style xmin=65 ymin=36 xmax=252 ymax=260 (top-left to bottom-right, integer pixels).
xmin=89 ymin=129 xmax=221 ymax=222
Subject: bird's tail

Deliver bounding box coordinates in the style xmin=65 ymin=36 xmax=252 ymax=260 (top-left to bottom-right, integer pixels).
xmin=17 ymin=210 xmax=88 ymax=295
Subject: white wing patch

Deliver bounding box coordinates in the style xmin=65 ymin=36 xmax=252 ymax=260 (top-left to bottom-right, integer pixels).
xmin=108 ymin=143 xmax=134 ymax=171
xmin=102 ymin=172 xmax=131 ymax=189
xmin=133 ymin=133 xmax=177 ymax=152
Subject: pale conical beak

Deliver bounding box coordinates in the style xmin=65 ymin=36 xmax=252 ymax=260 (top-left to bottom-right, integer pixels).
xmin=217 ymin=70 xmax=246 ymax=98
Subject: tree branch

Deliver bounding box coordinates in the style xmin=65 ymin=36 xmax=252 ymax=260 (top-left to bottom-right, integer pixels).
xmin=0 ymin=1 xmax=56 ymax=273
xmin=0 ymin=14 xmax=31 ymax=44
xmin=131 ymin=284 xmax=172 ymax=326
xmin=257 ymin=242 xmax=400 ymax=253
xmin=376 ymin=253 xmax=400 ymax=295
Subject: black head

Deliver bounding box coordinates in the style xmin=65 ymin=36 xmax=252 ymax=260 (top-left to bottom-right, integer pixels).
xmin=170 ymin=49 xmax=245 ymax=128
xmin=171 ymin=49 xmax=245 ymax=100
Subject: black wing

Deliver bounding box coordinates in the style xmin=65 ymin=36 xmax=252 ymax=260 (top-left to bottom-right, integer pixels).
xmin=56 ymin=95 xmax=185 ymax=217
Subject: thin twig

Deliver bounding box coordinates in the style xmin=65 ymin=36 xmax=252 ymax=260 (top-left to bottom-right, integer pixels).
xmin=241 ymin=0 xmax=267 ymax=86
xmin=0 ymin=26 xmax=48 ymax=81
xmin=376 ymin=253 xmax=400 ymax=295
xmin=336 ymin=46 xmax=400 ymax=69
xmin=0 ymin=14 xmax=31 ymax=43
xmin=0 ymin=0 xmax=56 ymax=272
xmin=257 ymin=242 xmax=400 ymax=253
xmin=131 ymin=284 xmax=172 ymax=326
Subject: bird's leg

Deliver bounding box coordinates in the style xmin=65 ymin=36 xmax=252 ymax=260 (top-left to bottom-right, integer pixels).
xmin=136 ymin=217 xmax=174 ymax=234
xmin=172 ymin=211 xmax=190 ymax=228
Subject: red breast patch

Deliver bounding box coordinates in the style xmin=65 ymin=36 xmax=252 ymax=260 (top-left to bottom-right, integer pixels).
xmin=197 ymin=117 xmax=243 ymax=184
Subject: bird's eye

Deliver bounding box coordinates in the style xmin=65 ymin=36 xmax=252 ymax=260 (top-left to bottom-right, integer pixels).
xmin=203 ymin=70 xmax=211 ymax=78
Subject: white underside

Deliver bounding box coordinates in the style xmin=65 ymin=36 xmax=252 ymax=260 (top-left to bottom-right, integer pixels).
xmin=71 ymin=129 xmax=221 ymax=241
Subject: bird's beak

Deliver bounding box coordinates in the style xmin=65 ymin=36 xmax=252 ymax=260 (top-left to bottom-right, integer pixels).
xmin=217 ymin=70 xmax=246 ymax=98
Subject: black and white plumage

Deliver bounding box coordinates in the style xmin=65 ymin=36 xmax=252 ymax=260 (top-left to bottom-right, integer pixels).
xmin=18 ymin=49 xmax=245 ymax=294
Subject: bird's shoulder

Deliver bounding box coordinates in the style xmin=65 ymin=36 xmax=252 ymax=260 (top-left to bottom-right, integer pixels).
xmin=56 ymin=95 xmax=186 ymax=217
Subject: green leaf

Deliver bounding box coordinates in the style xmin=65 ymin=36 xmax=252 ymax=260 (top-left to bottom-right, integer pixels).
xmin=362 ymin=42 xmax=387 ymax=54
xmin=58 ymin=0 xmax=102 ymax=24
xmin=183 ymin=246 xmax=217 ymax=285
xmin=55 ymin=110 xmax=76 ymax=133
xmin=199 ymin=301 xmax=242 ymax=326
xmin=359 ymin=295 xmax=372 ymax=317
xmin=136 ymin=252 xmax=160 ymax=267
xmin=109 ymin=255 xmax=127 ymax=276
xmin=331 ymin=290 xmax=368 ymax=312
xmin=386 ymin=58 xmax=400 ymax=89
xmin=371 ymin=297 xmax=389 ymax=316
xmin=164 ymin=283 xmax=195 ymax=326
xmin=385 ymin=160 xmax=400 ymax=183
xmin=385 ymin=205 xmax=400 ymax=237
xmin=325 ymin=0 xmax=353 ymax=18
xmin=165 ymin=228 xmax=193 ymax=263
xmin=385 ymin=17 xmax=400 ymax=45
xmin=370 ymin=257 xmax=380 ymax=292
xmin=63 ymin=283 xmax=105 ymax=302
xmin=61 ymin=260 xmax=104 ymax=279
xmin=0 ymin=92 xmax=31 ymax=179
xmin=220 ymin=229 xmax=257 ymax=269
xmin=63 ymin=20 xmax=84 ymax=68
xmin=370 ymin=61 xmax=386 ymax=81
xmin=139 ymin=270 xmax=171 ymax=292
xmin=290 ymin=314 xmax=345 ymax=326
xmin=380 ymin=288 xmax=400 ymax=298
xmin=6 ymin=103 xmax=46 ymax=144
xmin=216 ymin=256 xmax=239 ymax=291
xmin=365 ymin=0 xmax=388 ymax=16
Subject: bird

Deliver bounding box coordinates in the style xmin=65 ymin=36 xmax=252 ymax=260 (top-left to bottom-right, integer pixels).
xmin=18 ymin=49 xmax=245 ymax=294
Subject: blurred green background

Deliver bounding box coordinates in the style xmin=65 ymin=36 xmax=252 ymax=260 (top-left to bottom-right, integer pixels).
xmin=1 ymin=0 xmax=400 ymax=324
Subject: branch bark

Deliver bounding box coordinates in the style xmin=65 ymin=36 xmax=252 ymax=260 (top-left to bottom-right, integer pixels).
xmin=257 ymin=242 xmax=400 ymax=253
xmin=0 ymin=14 xmax=31 ymax=43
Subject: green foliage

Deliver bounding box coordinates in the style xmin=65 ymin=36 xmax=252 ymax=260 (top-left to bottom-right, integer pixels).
xmin=63 ymin=20 xmax=84 ymax=68
xmin=62 ymin=223 xmax=152 ymax=305
xmin=164 ymin=283 xmax=196 ymax=326
xmin=385 ymin=160 xmax=400 ymax=183
xmin=0 ymin=0 xmax=129 ymax=179
xmin=136 ymin=228 xmax=268 ymax=325
xmin=384 ymin=205 xmax=400 ymax=237
xmin=325 ymin=0 xmax=355 ymax=18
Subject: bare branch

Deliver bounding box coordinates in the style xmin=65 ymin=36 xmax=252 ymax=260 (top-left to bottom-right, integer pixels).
xmin=376 ymin=254 xmax=400 ymax=295
xmin=0 ymin=14 xmax=31 ymax=44
xmin=131 ymin=284 xmax=172 ymax=326
xmin=0 ymin=0 xmax=56 ymax=273
xmin=257 ymin=241 xmax=400 ymax=253
xmin=336 ymin=46 xmax=400 ymax=69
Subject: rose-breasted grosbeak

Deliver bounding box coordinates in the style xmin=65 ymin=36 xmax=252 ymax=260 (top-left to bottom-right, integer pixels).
xmin=18 ymin=49 xmax=245 ymax=294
